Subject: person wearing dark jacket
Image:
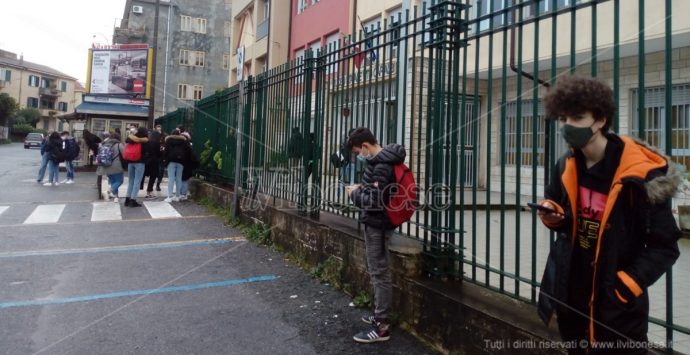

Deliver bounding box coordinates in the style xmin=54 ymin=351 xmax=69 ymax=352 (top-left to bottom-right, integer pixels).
xmin=44 ymin=131 xmax=64 ymax=186
xmin=140 ymin=130 xmax=162 ymax=199
xmin=164 ymin=129 xmax=191 ymax=202
xmin=178 ymin=131 xmax=197 ymax=200
xmin=60 ymin=131 xmax=80 ymax=184
xmin=345 ymin=127 xmax=406 ymax=344
xmin=537 ymin=75 xmax=681 ymax=354
xmin=124 ymin=127 xmax=149 ymax=207
xmin=82 ymin=129 xmax=101 ymax=165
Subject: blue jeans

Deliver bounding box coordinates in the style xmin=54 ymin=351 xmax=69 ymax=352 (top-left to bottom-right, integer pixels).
xmin=37 ymin=152 xmax=49 ymax=182
xmin=65 ymin=160 xmax=74 ymax=179
xmin=47 ymin=160 xmax=59 ymax=183
xmin=180 ymin=179 xmax=189 ymax=195
xmin=108 ymin=173 xmax=124 ymax=196
xmin=167 ymin=162 xmax=183 ymax=197
xmin=126 ymin=163 xmax=146 ymax=199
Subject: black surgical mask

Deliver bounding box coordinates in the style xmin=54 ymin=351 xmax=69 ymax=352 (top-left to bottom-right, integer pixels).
xmin=560 ymin=123 xmax=597 ymax=149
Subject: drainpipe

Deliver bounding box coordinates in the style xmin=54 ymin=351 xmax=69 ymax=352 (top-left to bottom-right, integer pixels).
xmin=509 ymin=0 xmax=549 ymax=88
xmin=161 ymin=2 xmax=172 ymax=115
xmin=507 ymin=0 xmax=552 ymax=190
xmin=287 ymin=0 xmax=293 ymax=58
xmin=352 ymin=0 xmax=357 ymax=40
xmin=266 ymin=0 xmax=272 ymax=70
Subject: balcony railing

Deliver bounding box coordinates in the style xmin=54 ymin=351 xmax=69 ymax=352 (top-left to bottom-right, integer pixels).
xmin=39 ymin=87 xmax=61 ymax=97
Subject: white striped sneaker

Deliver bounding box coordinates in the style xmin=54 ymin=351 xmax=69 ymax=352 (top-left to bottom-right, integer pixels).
xmin=353 ymin=323 xmax=390 ymax=343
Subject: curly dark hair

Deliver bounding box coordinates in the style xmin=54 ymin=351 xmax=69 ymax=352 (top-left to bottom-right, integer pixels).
xmin=543 ymin=75 xmax=615 ymax=132
xmin=347 ymin=127 xmax=377 ymax=150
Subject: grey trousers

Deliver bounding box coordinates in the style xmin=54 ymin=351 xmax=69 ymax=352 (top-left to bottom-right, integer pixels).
xmin=364 ymin=226 xmax=393 ymax=321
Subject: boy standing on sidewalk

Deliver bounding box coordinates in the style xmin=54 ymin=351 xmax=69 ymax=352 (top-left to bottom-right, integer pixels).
xmin=537 ymin=75 xmax=681 ymax=354
xmin=346 ymin=127 xmax=406 ymax=343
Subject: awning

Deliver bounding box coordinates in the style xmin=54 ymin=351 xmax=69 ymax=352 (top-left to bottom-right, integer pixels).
xmin=75 ymin=102 xmax=149 ymax=117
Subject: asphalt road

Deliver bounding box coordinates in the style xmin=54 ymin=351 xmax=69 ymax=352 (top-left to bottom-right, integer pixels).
xmin=0 ymin=143 xmax=436 ymax=355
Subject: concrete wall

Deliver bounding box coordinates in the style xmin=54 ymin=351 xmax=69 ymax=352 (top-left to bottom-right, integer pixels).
xmin=120 ymin=0 xmax=232 ymax=116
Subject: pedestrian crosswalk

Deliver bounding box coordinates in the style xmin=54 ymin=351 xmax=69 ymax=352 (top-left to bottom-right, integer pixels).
xmin=0 ymin=201 xmax=191 ymax=226
xmin=24 ymin=204 xmax=66 ymax=224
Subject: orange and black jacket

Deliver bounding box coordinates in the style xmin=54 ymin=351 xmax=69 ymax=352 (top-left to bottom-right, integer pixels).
xmin=537 ymin=135 xmax=681 ymax=344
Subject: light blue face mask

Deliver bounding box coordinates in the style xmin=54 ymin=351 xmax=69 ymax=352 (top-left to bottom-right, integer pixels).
xmin=357 ymin=154 xmax=368 ymax=162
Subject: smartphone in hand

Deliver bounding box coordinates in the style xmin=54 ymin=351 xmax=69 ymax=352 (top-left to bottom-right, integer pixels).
xmin=527 ymin=202 xmax=558 ymax=214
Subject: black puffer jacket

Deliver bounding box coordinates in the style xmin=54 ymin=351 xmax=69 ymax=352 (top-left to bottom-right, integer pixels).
xmin=165 ymin=135 xmax=191 ymax=165
xmin=46 ymin=135 xmax=64 ymax=163
xmin=538 ymin=135 xmax=681 ymax=345
xmin=351 ymin=144 xmax=406 ymax=230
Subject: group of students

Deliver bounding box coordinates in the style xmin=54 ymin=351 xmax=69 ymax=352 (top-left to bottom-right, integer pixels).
xmin=96 ymin=124 xmax=197 ymax=207
xmin=36 ymin=131 xmax=80 ymax=186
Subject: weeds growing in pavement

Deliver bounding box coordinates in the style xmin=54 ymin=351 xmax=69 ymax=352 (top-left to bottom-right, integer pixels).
xmin=243 ymin=223 xmax=272 ymax=246
xmin=309 ymin=256 xmax=343 ymax=289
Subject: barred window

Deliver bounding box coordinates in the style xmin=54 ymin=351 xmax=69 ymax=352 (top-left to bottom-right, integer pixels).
xmin=505 ymin=100 xmax=546 ymax=167
xmin=632 ymin=84 xmax=690 ymax=170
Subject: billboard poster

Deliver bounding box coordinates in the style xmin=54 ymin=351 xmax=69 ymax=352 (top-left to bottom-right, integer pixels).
xmin=87 ymin=44 xmax=151 ymax=97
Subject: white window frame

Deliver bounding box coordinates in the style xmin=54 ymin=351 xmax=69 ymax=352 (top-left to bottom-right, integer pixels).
xmin=179 ymin=49 xmax=190 ymax=65
xmin=325 ymin=32 xmax=340 ymax=74
xmin=29 ymin=75 xmax=39 ymax=87
xmin=193 ymin=85 xmax=204 ymax=101
xmin=194 ymin=51 xmax=206 ymax=67
xmin=178 ymin=84 xmax=189 ymax=100
xmin=297 ymin=0 xmax=306 ymax=14
xmin=294 ymin=48 xmax=305 ymax=83
xmin=194 ymin=18 xmax=207 ymax=34
xmin=263 ymin=0 xmax=270 ymax=21
xmin=181 ymin=15 xmax=192 ymax=31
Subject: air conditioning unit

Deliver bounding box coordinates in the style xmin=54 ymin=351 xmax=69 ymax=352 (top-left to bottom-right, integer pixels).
xmin=132 ymin=5 xmax=143 ymax=14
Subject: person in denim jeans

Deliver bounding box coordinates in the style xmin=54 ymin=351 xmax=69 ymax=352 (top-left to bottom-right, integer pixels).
xmin=98 ymin=133 xmax=126 ymax=203
xmin=124 ymin=127 xmax=149 ymax=207
xmin=164 ymin=129 xmax=191 ymax=202
xmin=44 ymin=132 xmax=64 ymax=186
xmin=60 ymin=131 xmax=79 ymax=184
xmin=36 ymin=136 xmax=50 ymax=183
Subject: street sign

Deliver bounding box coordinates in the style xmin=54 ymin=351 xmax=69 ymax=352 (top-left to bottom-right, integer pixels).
xmin=237 ymin=47 xmax=245 ymax=82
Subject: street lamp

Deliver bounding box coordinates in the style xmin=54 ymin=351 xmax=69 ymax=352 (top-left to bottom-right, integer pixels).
xmin=92 ymin=33 xmax=111 ymax=46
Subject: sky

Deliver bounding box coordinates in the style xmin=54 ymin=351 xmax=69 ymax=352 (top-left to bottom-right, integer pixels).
xmin=0 ymin=0 xmax=128 ymax=84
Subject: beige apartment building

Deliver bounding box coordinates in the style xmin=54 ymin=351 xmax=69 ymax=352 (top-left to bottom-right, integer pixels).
xmin=0 ymin=49 xmax=81 ymax=135
xmin=229 ymin=0 xmax=290 ymax=85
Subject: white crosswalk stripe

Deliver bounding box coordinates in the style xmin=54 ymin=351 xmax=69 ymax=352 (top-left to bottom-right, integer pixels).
xmin=24 ymin=204 xmax=66 ymax=224
xmin=144 ymin=201 xmax=182 ymax=219
xmin=0 ymin=201 xmax=186 ymax=226
xmin=91 ymin=202 xmax=122 ymax=222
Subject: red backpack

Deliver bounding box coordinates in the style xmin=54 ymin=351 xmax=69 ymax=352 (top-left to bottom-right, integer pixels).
xmin=385 ymin=163 xmax=417 ymax=227
xmin=122 ymin=143 xmax=142 ymax=162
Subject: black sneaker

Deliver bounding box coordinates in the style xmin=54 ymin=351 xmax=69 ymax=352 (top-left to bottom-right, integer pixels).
xmin=353 ymin=322 xmax=390 ymax=343
xmin=361 ymin=315 xmax=376 ymax=325
xmin=129 ymin=200 xmax=142 ymax=207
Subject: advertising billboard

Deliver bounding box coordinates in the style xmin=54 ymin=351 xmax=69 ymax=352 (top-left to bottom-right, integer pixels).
xmin=86 ymin=44 xmax=153 ymax=97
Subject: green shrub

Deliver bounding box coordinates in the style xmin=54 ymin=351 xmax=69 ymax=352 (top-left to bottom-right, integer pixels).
xmin=11 ymin=124 xmax=37 ymax=135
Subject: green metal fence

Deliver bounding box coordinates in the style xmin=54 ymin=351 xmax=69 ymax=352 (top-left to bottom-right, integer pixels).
xmin=158 ymin=107 xmax=193 ymax=135
xmin=158 ymin=0 xmax=689 ymax=350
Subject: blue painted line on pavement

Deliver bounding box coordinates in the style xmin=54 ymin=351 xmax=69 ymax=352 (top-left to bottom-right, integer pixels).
xmin=0 ymin=238 xmax=241 ymax=258
xmin=0 ymin=275 xmax=278 ymax=309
